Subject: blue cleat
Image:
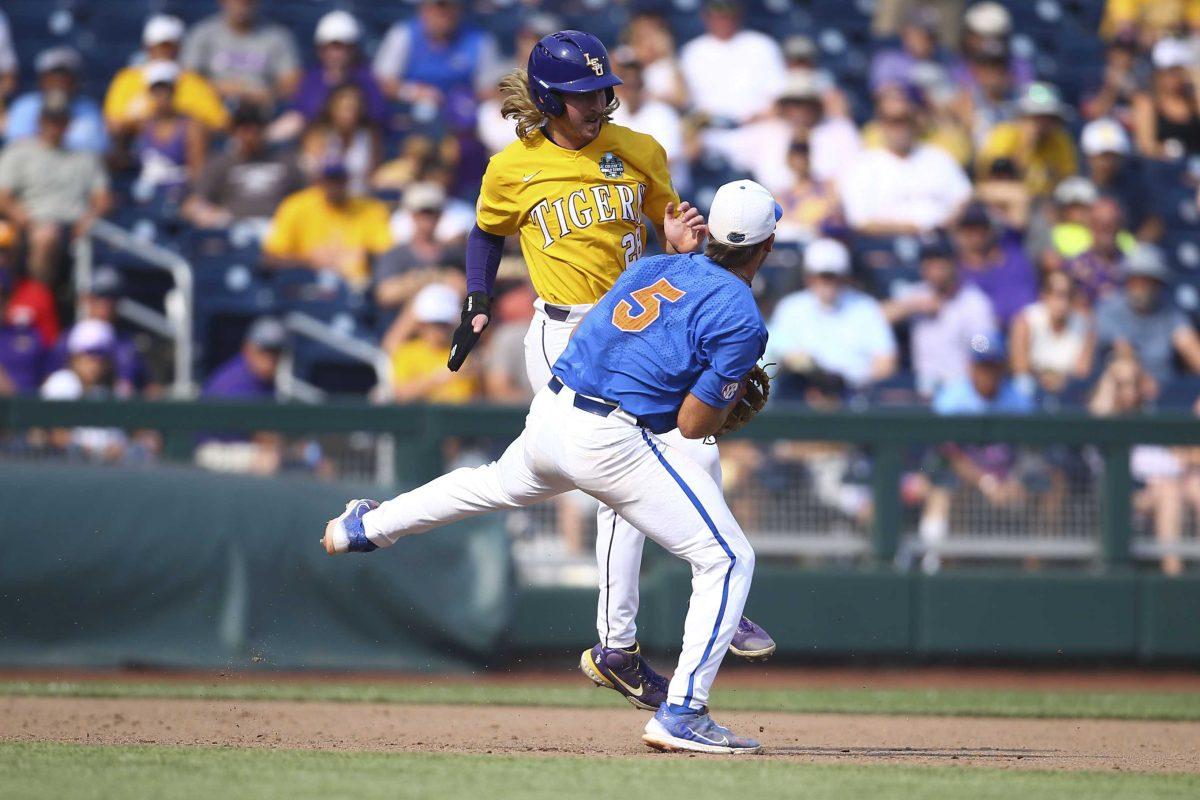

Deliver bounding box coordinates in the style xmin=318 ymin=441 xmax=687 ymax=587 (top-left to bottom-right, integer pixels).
xmin=322 ymin=499 xmax=380 ymax=554
xmin=729 ymin=616 xmax=776 ymax=661
xmin=579 ymin=643 xmax=669 ymax=710
xmin=643 ymin=703 xmax=762 ymax=754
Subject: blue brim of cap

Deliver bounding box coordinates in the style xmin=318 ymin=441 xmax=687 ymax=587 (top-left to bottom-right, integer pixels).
xmin=774 ymin=202 xmax=783 ymax=222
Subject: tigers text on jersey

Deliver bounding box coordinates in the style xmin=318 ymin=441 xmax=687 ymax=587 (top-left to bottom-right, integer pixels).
xmin=553 ymin=252 xmax=768 ymax=426
xmin=476 ymin=122 xmax=678 ymax=306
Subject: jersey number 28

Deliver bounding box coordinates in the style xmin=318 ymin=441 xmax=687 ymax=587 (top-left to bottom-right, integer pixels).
xmin=611 ymin=278 xmax=686 ymax=332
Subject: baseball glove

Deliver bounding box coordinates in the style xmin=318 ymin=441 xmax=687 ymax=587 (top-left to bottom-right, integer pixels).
xmin=714 ymin=364 xmax=771 ymax=439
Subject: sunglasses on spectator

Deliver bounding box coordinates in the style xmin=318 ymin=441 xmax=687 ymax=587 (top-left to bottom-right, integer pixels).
xmin=880 ymin=115 xmax=913 ymax=126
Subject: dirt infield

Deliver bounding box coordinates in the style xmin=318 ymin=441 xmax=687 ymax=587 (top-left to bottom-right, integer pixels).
xmin=3 ymin=695 xmax=1199 ymax=773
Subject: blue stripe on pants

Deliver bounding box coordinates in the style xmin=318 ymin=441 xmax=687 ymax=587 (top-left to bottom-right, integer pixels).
xmin=640 ymin=429 xmax=734 ymax=709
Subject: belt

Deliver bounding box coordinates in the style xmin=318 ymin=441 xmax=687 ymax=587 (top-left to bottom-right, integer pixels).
xmin=547 ymin=377 xmax=677 ymax=434
xmin=543 ymin=303 xmax=572 ymax=322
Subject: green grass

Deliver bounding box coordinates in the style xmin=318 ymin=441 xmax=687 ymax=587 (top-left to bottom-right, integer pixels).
xmin=1 ymin=742 xmax=1196 ymax=800
xmin=4 ymin=679 xmax=1200 ymax=721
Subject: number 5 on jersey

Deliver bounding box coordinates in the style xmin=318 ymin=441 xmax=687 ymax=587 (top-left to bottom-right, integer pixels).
xmin=611 ymin=278 xmax=686 ymax=332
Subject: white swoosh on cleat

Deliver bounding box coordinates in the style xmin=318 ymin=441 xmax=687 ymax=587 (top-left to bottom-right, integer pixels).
xmin=690 ymin=730 xmax=729 ymax=746
xmin=610 ymin=673 xmax=644 ymax=697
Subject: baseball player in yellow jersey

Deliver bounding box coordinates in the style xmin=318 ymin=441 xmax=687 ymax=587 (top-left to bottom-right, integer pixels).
xmin=447 ymin=30 xmax=775 ymax=709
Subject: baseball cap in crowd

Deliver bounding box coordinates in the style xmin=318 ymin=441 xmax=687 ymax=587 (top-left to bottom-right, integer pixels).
xmin=956 ymin=201 xmax=993 ymax=228
xmin=315 ymin=10 xmax=360 ymax=45
xmin=918 ymin=230 xmax=955 ymax=260
xmin=964 ymin=2 xmax=1011 ymax=36
xmin=707 ymin=180 xmax=782 ymax=247
xmin=783 ymin=35 xmax=817 ymax=61
xmin=969 ymin=333 xmax=1007 ymax=364
xmin=320 ymin=157 xmax=349 ymax=180
xmin=36 ymin=46 xmax=82 ymax=75
xmin=67 ymin=319 xmax=116 ymax=356
xmin=1123 ymin=244 xmax=1171 ymax=283
xmin=1053 ymin=176 xmax=1099 ymax=207
xmin=1153 ymin=38 xmax=1195 ymax=71
xmin=779 ymin=71 xmax=821 ymax=103
xmin=804 ymin=238 xmax=850 ymax=276
xmin=143 ymin=60 xmax=180 ymax=88
xmin=142 ymin=14 xmax=185 ymax=47
xmin=1016 ymin=82 xmax=1065 ymax=118
xmin=247 ymin=317 xmax=287 ymax=351
xmin=413 ymin=283 xmax=463 ymax=326
xmin=1081 ymin=118 xmax=1130 ymax=156
xmin=87 ymin=266 xmax=124 ymax=298
xmin=403 ymin=182 xmax=447 ymax=214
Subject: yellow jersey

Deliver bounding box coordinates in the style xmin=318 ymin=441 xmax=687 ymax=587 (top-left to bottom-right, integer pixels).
xmin=103 ymin=65 xmax=230 ymax=131
xmin=475 ymin=122 xmax=678 ymax=306
xmin=976 ymin=122 xmax=1079 ymax=198
xmin=391 ymin=339 xmax=479 ymax=403
xmin=262 ymin=186 xmax=393 ymax=286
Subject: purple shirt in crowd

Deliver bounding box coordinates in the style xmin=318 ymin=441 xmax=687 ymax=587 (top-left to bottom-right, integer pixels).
xmin=959 ymin=231 xmax=1037 ymax=326
xmin=291 ymin=64 xmax=389 ymax=128
xmin=46 ymin=333 xmax=146 ymax=391
xmin=202 ymin=353 xmax=274 ymax=399
xmin=1065 ymin=248 xmax=1122 ymax=306
xmin=0 ymin=323 xmax=46 ymax=393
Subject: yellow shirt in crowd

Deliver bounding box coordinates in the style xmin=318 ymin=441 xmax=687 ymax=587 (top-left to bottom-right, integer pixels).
xmin=263 ymin=186 xmax=393 ymax=286
xmin=391 ymin=339 xmax=479 ymax=403
xmin=976 ymin=122 xmax=1079 ymax=198
xmin=104 ymin=65 xmax=229 ymax=130
xmin=475 ymin=122 xmax=677 ymax=306
xmin=1102 ymin=0 xmax=1200 ymax=40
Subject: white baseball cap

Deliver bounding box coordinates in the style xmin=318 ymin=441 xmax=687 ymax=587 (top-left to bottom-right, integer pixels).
xmin=1152 ymin=38 xmax=1194 ymax=70
xmin=707 ymin=180 xmax=782 ymax=247
xmin=964 ymin=2 xmax=1011 ymax=36
xmin=67 ymin=319 xmax=115 ymax=355
xmin=143 ymin=14 xmax=185 ymax=47
xmin=143 ymin=60 xmax=180 ymax=87
xmin=1081 ymin=118 xmax=1130 ymax=156
xmin=413 ymin=283 xmax=463 ymax=325
xmin=1053 ymin=176 xmax=1099 ymax=206
xmin=315 ymin=11 xmax=361 ymax=45
xmin=804 ymin=237 xmax=850 ymax=275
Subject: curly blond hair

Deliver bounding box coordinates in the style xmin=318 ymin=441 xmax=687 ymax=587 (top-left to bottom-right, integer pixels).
xmin=499 ymin=68 xmax=620 ymax=142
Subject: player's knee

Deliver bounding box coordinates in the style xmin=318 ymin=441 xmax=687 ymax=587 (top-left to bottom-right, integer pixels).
xmin=731 ymin=538 xmax=755 ymax=577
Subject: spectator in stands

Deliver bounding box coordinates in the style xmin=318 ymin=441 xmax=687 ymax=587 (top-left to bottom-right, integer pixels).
xmin=1064 ymin=196 xmax=1131 ymax=306
xmin=884 ymin=234 xmax=998 ymax=396
xmin=0 ymin=268 xmax=47 ymax=395
xmin=767 ymin=238 xmax=897 ymax=392
xmin=181 ymin=0 xmax=301 ymax=107
xmin=680 ymin=0 xmax=787 ymax=125
xmin=0 ymin=8 xmax=17 ymax=104
xmin=261 ymin=160 xmax=392 ymax=288
xmin=977 ymin=82 xmax=1079 ymax=198
xmin=476 ymin=14 xmax=561 ymax=154
xmin=481 ymin=284 xmax=536 ymax=403
xmin=271 ymin=11 xmax=389 ymax=143
xmin=389 ymin=282 xmax=479 ymax=404
xmin=387 ymin=165 xmax=475 ymax=247
xmin=612 ymin=57 xmax=687 ymax=183
xmin=1010 ymin=270 xmax=1096 ymax=394
xmin=1082 ymin=118 xmax=1162 ymax=242
xmin=951 ymin=34 xmax=1018 ymax=150
xmin=123 ymin=62 xmax=209 ymax=197
xmin=873 ymin=0 xmax=965 ymax=50
xmin=775 ymin=140 xmax=841 ymax=244
xmin=299 ymin=84 xmax=382 ymax=197
xmin=1102 ymin=0 xmax=1200 ymax=46
xmin=104 ymin=15 xmax=229 ymax=136
xmin=950 ymin=2 xmax=1034 ymax=92
xmin=953 ymin=201 xmax=1037 ymax=328
xmin=624 ymin=12 xmax=688 ymax=110
xmin=1045 ymin=177 xmax=1102 ymax=263
xmin=1096 ymin=244 xmax=1200 ymax=385
xmin=373 ymin=0 xmax=499 ymax=126
xmin=40 ymin=319 xmax=130 ymax=462
xmin=841 ymin=90 xmax=971 ymax=235
xmin=871 ymin=7 xmax=946 ymax=92
xmin=918 ymin=334 xmax=1034 ymax=572
xmin=0 ymin=222 xmax=58 ymax=346
xmin=0 ymin=95 xmax=112 ymax=286
xmin=184 ymin=103 xmax=305 ymax=229
xmin=6 ymin=47 xmax=108 ymax=155
xmin=1132 ymin=38 xmax=1200 ymax=160
xmin=48 ymin=267 xmax=149 ymax=398
xmin=860 ymin=83 xmax=971 ymax=167
xmin=374 ymin=183 xmax=464 ymax=310
xmin=1081 ymin=31 xmax=1143 ymax=126
xmin=1090 ymin=352 xmax=1185 ymax=575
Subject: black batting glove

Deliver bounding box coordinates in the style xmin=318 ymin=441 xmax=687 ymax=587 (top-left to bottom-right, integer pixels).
xmin=447 ymin=291 xmax=492 ymax=372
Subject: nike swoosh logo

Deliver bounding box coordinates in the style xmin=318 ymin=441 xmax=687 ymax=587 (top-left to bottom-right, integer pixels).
xmin=522 ymin=171 xmax=542 ymax=182
xmin=691 ymin=730 xmax=730 ymax=746
xmin=610 ymin=672 xmax=644 ymax=697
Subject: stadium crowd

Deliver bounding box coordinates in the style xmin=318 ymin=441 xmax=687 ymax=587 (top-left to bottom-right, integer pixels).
xmin=1 ymin=0 xmax=1200 ymax=569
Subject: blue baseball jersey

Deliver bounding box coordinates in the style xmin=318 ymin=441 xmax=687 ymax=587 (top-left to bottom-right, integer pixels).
xmin=552 ymin=252 xmax=768 ymax=425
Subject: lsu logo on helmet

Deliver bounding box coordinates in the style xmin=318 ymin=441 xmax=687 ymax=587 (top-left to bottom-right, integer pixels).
xmin=584 ymin=52 xmax=604 ymax=76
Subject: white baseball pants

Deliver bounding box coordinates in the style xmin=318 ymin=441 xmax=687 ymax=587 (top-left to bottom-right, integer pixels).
xmin=362 ymin=386 xmax=753 ymax=709
xmin=522 ymin=299 xmax=724 ymax=650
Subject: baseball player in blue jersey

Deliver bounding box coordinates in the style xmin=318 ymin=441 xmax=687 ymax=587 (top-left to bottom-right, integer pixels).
xmin=322 ymin=179 xmax=780 ymax=754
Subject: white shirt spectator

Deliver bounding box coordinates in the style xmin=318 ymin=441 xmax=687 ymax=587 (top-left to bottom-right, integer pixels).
xmin=679 ymin=30 xmax=786 ymax=122
xmin=899 ymin=281 xmax=998 ymax=395
xmin=840 ymin=144 xmax=971 ymax=232
xmin=390 ymin=199 xmax=475 ymax=246
xmin=766 ymin=287 xmax=897 ymax=387
xmin=612 ymin=100 xmax=685 ymax=171
xmin=723 ymin=116 xmax=860 ymax=193
xmin=41 ymin=369 xmax=127 ymax=457
xmin=1020 ymin=302 xmax=1091 ymax=376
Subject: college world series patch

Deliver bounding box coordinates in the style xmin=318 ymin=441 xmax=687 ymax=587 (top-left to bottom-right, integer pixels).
xmin=599 ymin=152 xmax=624 ymax=179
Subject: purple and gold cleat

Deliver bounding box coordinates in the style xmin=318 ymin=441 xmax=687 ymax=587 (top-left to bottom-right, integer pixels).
xmin=643 ymin=703 xmax=762 ymax=754
xmin=579 ymin=643 xmax=669 ymax=711
xmin=729 ymin=616 xmax=776 ymax=661
xmin=322 ymin=499 xmax=380 ymax=554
